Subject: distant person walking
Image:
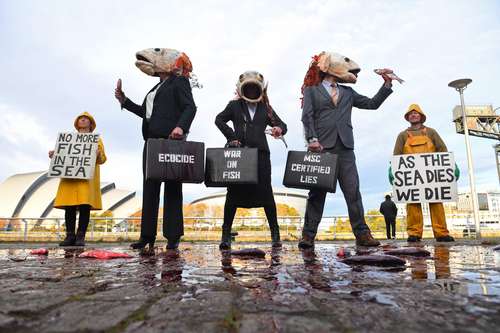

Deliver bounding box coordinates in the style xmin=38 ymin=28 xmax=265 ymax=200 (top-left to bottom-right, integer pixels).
xmin=379 ymin=195 xmax=398 ymax=239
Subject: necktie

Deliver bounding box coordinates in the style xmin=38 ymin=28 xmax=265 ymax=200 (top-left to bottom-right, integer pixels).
xmin=331 ymin=84 xmax=339 ymax=106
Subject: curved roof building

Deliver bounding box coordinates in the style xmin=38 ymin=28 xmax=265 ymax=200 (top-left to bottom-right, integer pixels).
xmin=190 ymin=188 xmax=308 ymax=214
xmin=0 ymin=171 xmax=141 ymax=221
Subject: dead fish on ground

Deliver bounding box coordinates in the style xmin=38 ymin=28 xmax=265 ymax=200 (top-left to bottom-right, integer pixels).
xmin=231 ymin=248 xmax=266 ymax=258
xmin=341 ymin=254 xmax=406 ymax=267
xmin=384 ymin=247 xmax=431 ymax=257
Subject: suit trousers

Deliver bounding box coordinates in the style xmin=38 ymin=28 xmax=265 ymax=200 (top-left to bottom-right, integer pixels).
xmin=141 ymin=143 xmax=184 ymax=241
xmin=303 ymin=141 xmax=370 ymax=238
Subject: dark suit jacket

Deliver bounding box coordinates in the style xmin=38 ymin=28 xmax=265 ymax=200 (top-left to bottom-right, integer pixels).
xmin=122 ymin=76 xmax=197 ymax=140
xmin=215 ymin=99 xmax=287 ymax=152
xmin=301 ymin=83 xmax=392 ymax=149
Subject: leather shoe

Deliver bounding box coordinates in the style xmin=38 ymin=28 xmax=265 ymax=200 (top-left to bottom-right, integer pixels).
xmin=356 ymin=232 xmax=380 ymax=247
xmin=298 ymin=235 xmax=315 ymax=249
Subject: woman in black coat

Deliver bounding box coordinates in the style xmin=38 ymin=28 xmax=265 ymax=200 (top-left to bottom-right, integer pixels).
xmin=215 ymin=71 xmax=287 ymax=249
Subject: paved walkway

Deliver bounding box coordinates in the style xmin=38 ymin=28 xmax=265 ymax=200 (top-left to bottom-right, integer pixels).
xmin=0 ymin=240 xmax=499 ymax=332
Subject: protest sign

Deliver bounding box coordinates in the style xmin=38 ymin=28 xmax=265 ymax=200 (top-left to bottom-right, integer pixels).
xmin=48 ymin=132 xmax=99 ymax=179
xmin=392 ymin=152 xmax=457 ymax=203
xmin=283 ymin=151 xmax=338 ymax=192
xmin=205 ymin=148 xmax=258 ymax=187
xmin=146 ymin=139 xmax=205 ymax=183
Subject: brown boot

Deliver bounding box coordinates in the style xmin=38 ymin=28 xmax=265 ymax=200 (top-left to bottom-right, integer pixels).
xmin=356 ymin=232 xmax=380 ymax=247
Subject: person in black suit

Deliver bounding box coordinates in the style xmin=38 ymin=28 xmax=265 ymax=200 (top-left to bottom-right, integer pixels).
xmin=215 ymin=71 xmax=287 ymax=249
xmin=114 ymin=48 xmax=197 ymax=251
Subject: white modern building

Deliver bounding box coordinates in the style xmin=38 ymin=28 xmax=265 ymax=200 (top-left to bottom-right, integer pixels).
xmin=190 ymin=188 xmax=308 ymax=215
xmin=0 ymin=171 xmax=142 ymax=228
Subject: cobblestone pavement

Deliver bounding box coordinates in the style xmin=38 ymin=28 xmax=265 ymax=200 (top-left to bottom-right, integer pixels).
xmin=0 ymin=240 xmax=499 ymax=333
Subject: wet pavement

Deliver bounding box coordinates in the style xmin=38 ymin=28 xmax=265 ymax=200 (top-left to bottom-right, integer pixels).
xmin=0 ymin=240 xmax=499 ymax=333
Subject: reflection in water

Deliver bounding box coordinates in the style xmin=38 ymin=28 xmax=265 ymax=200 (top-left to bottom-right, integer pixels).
xmin=301 ymin=249 xmax=331 ymax=292
xmin=410 ymin=245 xmax=450 ymax=280
xmin=160 ymin=250 xmax=184 ymax=283
xmin=0 ymin=243 xmax=498 ymax=299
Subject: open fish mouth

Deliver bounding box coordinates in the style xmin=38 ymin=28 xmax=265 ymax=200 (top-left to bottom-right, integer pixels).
xmin=349 ymin=68 xmax=360 ymax=77
xmin=136 ymin=54 xmax=152 ymax=64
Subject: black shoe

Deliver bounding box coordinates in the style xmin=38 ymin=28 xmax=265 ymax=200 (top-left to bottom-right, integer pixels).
xmin=219 ymin=242 xmax=231 ymax=250
xmin=74 ymin=234 xmax=86 ymax=247
xmin=272 ymin=241 xmax=282 ymax=248
xmin=298 ymin=236 xmax=315 ymax=249
xmin=436 ymin=235 xmax=455 ymax=242
xmin=130 ymin=238 xmax=155 ymax=250
xmin=59 ymin=235 xmax=76 ymax=247
xmin=166 ymin=238 xmax=180 ymax=250
xmin=407 ymin=236 xmax=422 ymax=242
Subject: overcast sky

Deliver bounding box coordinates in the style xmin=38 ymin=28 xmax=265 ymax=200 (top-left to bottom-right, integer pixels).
xmin=1 ymin=0 xmax=499 ymax=215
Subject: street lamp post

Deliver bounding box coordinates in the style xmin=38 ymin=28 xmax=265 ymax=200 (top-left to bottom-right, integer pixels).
xmin=448 ymin=78 xmax=481 ymax=238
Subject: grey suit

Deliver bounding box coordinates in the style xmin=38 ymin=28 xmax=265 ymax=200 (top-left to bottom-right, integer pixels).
xmin=301 ymin=83 xmax=392 ymax=238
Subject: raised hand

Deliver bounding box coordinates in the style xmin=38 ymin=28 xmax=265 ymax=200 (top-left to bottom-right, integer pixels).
xmin=48 ymin=150 xmax=54 ymax=159
xmin=115 ymin=79 xmax=126 ymax=104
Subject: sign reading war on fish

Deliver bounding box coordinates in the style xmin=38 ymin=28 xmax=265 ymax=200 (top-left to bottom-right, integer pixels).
xmin=48 ymin=132 xmax=99 ymax=180
xmin=392 ymin=152 xmax=458 ymax=203
xmin=205 ymin=148 xmax=258 ymax=187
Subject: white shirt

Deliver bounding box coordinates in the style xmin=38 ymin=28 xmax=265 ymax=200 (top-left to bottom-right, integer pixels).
xmin=145 ymin=81 xmax=165 ymax=120
xmin=247 ymin=103 xmax=257 ymax=120
xmin=322 ymin=79 xmax=338 ymax=96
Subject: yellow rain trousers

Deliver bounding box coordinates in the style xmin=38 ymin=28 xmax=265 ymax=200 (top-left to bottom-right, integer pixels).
xmin=403 ymin=129 xmax=450 ymax=239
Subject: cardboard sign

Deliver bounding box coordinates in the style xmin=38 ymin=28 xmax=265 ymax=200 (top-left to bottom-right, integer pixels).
xmin=205 ymin=148 xmax=258 ymax=187
xmin=283 ymin=151 xmax=338 ymax=192
xmin=146 ymin=139 xmax=205 ymax=183
xmin=392 ymin=152 xmax=458 ymax=203
xmin=48 ymin=132 xmax=99 ymax=179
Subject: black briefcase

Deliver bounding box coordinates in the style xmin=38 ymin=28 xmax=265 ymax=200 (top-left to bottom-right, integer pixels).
xmin=283 ymin=151 xmax=339 ymax=192
xmin=145 ymin=139 xmax=205 ymax=183
xmin=205 ymin=147 xmax=258 ymax=187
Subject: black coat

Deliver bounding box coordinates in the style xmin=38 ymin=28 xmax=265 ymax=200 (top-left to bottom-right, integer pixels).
xmin=122 ymin=75 xmax=197 ymax=140
xmin=215 ymin=99 xmax=287 ymax=207
xmin=380 ymin=199 xmax=398 ymax=219
xmin=215 ymin=99 xmax=287 ymax=152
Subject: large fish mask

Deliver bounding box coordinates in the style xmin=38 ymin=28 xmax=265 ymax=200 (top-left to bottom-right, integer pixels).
xmin=236 ymin=71 xmax=268 ymax=103
xmin=135 ymin=48 xmax=192 ymax=77
xmin=317 ymin=52 xmax=360 ymax=83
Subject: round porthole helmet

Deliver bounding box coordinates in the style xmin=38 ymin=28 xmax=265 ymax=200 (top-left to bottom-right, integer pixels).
xmin=236 ymin=70 xmax=268 ymax=103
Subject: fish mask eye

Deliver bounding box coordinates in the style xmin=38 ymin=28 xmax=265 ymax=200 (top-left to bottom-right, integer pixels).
xmin=344 ymin=57 xmax=350 ymax=62
xmin=154 ymin=48 xmax=161 ymax=52
xmin=258 ymin=73 xmax=264 ymax=81
xmin=239 ymin=74 xmax=245 ymax=81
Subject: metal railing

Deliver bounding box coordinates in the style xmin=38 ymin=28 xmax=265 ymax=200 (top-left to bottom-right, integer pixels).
xmin=1 ymin=213 xmax=499 ymax=242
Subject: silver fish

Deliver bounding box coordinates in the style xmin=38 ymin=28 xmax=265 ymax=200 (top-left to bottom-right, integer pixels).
xmin=374 ymin=68 xmax=405 ymax=84
xmin=264 ymin=128 xmax=288 ymax=148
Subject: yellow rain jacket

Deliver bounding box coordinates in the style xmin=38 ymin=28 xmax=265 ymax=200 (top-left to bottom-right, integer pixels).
xmin=395 ymin=104 xmax=450 ymax=238
xmin=53 ymin=112 xmax=107 ymax=210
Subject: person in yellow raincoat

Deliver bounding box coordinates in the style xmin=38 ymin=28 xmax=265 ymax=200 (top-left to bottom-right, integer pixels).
xmin=392 ymin=104 xmax=455 ymax=242
xmin=49 ymin=112 xmax=107 ymax=246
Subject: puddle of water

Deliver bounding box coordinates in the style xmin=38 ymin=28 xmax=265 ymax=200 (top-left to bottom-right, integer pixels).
xmin=0 ymin=242 xmax=499 ymax=302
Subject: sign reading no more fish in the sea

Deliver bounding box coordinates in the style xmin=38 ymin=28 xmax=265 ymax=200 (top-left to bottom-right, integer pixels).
xmin=48 ymin=132 xmax=99 ymax=180
xmin=392 ymin=152 xmax=458 ymax=203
